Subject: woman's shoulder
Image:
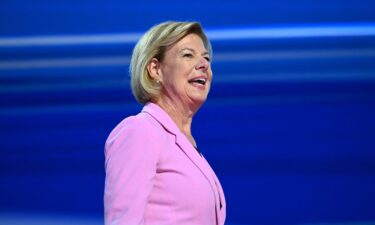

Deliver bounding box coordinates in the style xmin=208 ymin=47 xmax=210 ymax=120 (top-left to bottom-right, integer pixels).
xmin=106 ymin=111 xmax=165 ymax=146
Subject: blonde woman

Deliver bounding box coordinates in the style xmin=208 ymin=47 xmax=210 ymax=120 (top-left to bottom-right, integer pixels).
xmin=104 ymin=21 xmax=226 ymax=225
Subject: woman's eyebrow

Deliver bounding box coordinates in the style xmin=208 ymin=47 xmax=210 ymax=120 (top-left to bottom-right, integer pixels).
xmin=180 ymin=47 xmax=196 ymax=53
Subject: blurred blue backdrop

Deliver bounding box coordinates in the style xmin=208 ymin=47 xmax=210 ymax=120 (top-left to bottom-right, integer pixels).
xmin=1 ymin=0 xmax=375 ymax=224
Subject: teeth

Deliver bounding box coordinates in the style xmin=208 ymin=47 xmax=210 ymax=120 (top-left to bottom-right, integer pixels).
xmin=195 ymin=78 xmax=206 ymax=84
xmin=189 ymin=77 xmax=207 ymax=85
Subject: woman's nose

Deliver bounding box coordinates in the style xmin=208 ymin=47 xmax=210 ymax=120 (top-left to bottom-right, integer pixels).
xmin=195 ymin=57 xmax=209 ymax=71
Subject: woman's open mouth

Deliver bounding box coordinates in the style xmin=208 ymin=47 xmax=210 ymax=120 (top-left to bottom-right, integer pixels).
xmin=188 ymin=78 xmax=207 ymax=86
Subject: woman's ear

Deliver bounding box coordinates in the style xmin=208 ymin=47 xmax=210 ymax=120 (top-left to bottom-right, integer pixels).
xmin=147 ymin=58 xmax=161 ymax=82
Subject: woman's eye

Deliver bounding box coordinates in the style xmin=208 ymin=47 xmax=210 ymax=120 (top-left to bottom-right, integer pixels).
xmin=183 ymin=53 xmax=193 ymax=58
xmin=204 ymin=57 xmax=211 ymax=62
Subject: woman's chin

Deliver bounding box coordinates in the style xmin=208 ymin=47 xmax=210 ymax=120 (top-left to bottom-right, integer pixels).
xmin=189 ymin=95 xmax=208 ymax=107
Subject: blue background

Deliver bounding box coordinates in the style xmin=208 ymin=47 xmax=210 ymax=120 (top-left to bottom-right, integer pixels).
xmin=1 ymin=0 xmax=375 ymax=224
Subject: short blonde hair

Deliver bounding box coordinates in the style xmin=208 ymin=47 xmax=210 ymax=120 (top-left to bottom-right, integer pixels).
xmin=130 ymin=21 xmax=212 ymax=104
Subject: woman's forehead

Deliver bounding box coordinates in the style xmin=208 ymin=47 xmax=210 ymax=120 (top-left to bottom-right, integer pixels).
xmin=173 ymin=34 xmax=207 ymax=52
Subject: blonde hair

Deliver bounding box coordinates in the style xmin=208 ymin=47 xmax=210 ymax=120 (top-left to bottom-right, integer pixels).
xmin=130 ymin=21 xmax=212 ymax=104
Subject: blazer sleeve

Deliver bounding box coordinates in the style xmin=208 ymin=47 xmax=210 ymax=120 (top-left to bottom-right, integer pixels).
xmin=104 ymin=117 xmax=160 ymax=225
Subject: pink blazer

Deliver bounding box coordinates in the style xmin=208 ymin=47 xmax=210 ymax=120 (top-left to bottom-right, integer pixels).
xmin=104 ymin=103 xmax=226 ymax=225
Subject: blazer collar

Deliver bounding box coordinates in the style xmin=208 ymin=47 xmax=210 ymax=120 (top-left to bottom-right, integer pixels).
xmin=141 ymin=102 xmax=180 ymax=136
xmin=141 ymin=103 xmax=203 ymax=155
xmin=142 ymin=102 xmax=223 ymax=224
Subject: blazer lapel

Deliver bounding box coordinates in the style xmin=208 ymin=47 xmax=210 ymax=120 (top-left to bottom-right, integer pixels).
xmin=174 ymin=133 xmax=223 ymax=225
xmin=142 ymin=103 xmax=222 ymax=224
xmin=202 ymin=155 xmax=226 ymax=224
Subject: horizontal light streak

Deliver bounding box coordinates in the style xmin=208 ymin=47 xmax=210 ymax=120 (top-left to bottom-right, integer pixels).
xmin=1 ymin=71 xmax=374 ymax=93
xmin=208 ymin=24 xmax=375 ymax=40
xmin=0 ymin=33 xmax=141 ymax=47
xmin=0 ymin=56 xmax=130 ymax=70
xmin=1 ymin=92 xmax=373 ymax=116
xmin=213 ymin=71 xmax=375 ymax=83
xmin=213 ymin=49 xmax=375 ymax=62
xmin=0 ymin=48 xmax=374 ymax=70
xmin=0 ymin=78 xmax=128 ymax=92
xmin=0 ymin=23 xmax=374 ymax=47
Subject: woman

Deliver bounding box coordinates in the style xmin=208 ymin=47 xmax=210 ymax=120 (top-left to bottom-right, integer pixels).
xmin=104 ymin=21 xmax=226 ymax=225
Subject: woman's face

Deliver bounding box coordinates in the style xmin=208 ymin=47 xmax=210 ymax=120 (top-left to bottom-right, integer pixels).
xmin=157 ymin=33 xmax=212 ymax=109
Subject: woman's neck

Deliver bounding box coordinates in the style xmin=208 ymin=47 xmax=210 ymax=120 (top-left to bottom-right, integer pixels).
xmin=155 ymin=97 xmax=197 ymax=147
